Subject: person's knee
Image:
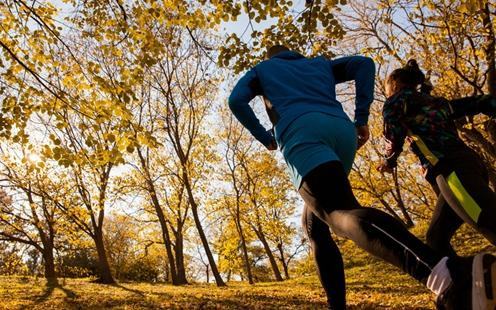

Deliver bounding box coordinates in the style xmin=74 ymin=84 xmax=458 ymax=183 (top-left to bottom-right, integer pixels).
xmin=302 ymin=209 xmax=332 ymax=243
xmin=327 ymin=210 xmax=366 ymax=240
xmin=329 ymin=207 xmax=409 ymax=246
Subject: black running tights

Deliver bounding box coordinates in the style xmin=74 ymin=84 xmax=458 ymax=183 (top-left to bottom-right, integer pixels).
xmin=300 ymin=161 xmax=442 ymax=310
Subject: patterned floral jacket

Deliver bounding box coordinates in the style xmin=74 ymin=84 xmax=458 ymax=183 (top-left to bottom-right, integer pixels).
xmin=382 ymin=89 xmax=495 ymax=172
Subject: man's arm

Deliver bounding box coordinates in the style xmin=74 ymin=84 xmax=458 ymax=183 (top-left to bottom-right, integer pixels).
xmin=448 ymin=94 xmax=496 ymax=119
xmin=228 ymin=68 xmax=274 ymax=147
xmin=330 ymin=56 xmax=376 ymax=127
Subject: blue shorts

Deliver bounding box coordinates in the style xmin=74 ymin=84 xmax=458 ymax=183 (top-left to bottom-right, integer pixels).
xmin=276 ymin=112 xmax=357 ymax=189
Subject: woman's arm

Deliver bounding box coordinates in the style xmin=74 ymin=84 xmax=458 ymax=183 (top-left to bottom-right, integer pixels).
xmin=448 ymin=94 xmax=496 ymax=119
xmin=382 ymin=98 xmax=409 ymax=168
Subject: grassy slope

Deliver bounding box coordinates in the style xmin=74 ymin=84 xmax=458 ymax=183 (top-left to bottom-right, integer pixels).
xmin=0 ymin=261 xmax=434 ymax=309
xmin=2 ymin=225 xmax=491 ymax=309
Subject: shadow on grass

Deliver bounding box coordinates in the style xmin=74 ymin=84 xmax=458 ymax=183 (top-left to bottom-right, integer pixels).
xmin=347 ymin=303 xmax=432 ymax=310
xmin=147 ymin=291 xmax=431 ymax=310
xmin=35 ymin=279 xmax=78 ymax=304
xmin=29 ymin=279 xmax=432 ymax=310
xmin=347 ymin=281 xmax=427 ymax=295
xmin=110 ymin=283 xmax=146 ymax=297
xmin=31 ymin=280 xmax=166 ymax=309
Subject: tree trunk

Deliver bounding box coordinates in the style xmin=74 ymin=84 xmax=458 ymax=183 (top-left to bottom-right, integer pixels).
xmin=459 ymin=127 xmax=496 ymax=189
xmin=277 ymin=243 xmax=290 ymax=280
xmin=206 ymin=264 xmax=210 ymax=283
xmin=480 ymin=3 xmax=496 ymax=189
xmin=153 ymin=203 xmax=179 ymax=285
xmin=94 ymin=230 xmax=115 ymax=284
xmin=482 ymin=3 xmax=495 ymax=96
xmin=254 ymin=228 xmax=283 ymax=281
xmin=174 ymin=230 xmax=188 ymax=285
xmin=137 ymin=148 xmax=179 ymax=285
xmin=164 ymin=261 xmax=170 ymax=283
xmin=236 ymin=218 xmax=254 ymax=284
xmin=42 ymin=244 xmax=57 ymax=285
xmin=183 ymin=171 xmax=226 ymax=286
xmin=26 ymin=189 xmax=57 ymax=284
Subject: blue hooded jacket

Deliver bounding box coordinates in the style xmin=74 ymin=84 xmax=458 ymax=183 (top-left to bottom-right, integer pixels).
xmin=228 ymin=51 xmax=375 ymax=146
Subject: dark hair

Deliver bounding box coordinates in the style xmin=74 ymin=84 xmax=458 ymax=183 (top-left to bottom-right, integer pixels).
xmin=391 ymin=59 xmax=425 ymax=86
xmin=267 ymin=45 xmax=290 ymax=59
xmin=386 ymin=59 xmax=432 ymax=95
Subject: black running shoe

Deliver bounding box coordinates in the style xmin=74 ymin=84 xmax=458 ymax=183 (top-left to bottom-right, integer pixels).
xmin=436 ymin=282 xmax=471 ymax=310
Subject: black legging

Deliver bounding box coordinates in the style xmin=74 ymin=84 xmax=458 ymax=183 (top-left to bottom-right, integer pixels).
xmin=300 ymin=161 xmax=442 ymax=310
xmin=302 ymin=207 xmax=345 ymax=309
xmin=426 ymin=158 xmax=496 ymax=257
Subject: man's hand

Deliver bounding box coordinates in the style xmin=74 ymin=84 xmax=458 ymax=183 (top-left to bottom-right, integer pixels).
xmin=266 ymin=138 xmax=277 ymax=151
xmin=377 ymin=161 xmax=394 ymax=174
xmin=356 ymin=125 xmax=370 ymax=150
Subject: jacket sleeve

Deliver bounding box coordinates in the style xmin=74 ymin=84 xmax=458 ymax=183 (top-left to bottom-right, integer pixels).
xmin=228 ymin=67 xmax=273 ymax=146
xmin=330 ymin=56 xmax=376 ymax=126
xmin=382 ymin=98 xmax=408 ymax=168
xmin=448 ymin=94 xmax=496 ymax=119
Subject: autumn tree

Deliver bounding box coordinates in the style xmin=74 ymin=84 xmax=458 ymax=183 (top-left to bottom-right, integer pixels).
xmin=0 ymin=241 xmax=29 ymax=276
xmin=103 ymin=213 xmax=166 ymax=282
xmin=0 ymin=0 xmax=385 ymax=286
xmin=219 ymin=112 xmax=259 ymax=284
xmin=1 ymin=0 xmax=220 ymax=284
xmin=217 ymin=104 xmax=299 ymax=282
xmin=155 ymin=54 xmax=226 ymax=285
xmin=241 ymin=149 xmax=299 ymax=280
xmin=0 ymin=147 xmax=72 ymax=283
xmin=121 ymin=150 xmax=192 ymax=285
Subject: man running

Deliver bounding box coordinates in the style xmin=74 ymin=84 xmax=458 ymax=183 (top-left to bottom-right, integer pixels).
xmin=228 ymin=45 xmax=496 ymax=310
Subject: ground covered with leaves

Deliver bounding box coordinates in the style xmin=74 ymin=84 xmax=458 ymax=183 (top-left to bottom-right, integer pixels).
xmin=2 ymin=225 xmax=492 ymax=310
xmin=0 ymin=260 xmax=434 ymax=310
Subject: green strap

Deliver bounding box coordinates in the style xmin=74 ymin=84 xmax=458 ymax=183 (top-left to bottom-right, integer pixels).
xmin=446 ymin=172 xmax=482 ymax=222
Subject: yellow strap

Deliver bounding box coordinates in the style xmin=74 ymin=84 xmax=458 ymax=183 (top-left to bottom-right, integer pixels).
xmin=407 ymin=130 xmax=439 ymax=166
xmin=446 ymin=172 xmax=482 ymax=222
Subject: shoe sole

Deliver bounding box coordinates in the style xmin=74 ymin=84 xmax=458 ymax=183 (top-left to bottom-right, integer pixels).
xmin=472 ymin=253 xmax=496 ymax=310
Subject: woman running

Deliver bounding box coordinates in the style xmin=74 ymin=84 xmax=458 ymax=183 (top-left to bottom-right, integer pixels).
xmin=228 ymin=45 xmax=495 ymax=310
xmin=378 ymin=60 xmax=496 ymax=258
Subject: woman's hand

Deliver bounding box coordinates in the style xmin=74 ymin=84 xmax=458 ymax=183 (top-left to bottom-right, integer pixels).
xmin=266 ymin=138 xmax=277 ymax=151
xmin=356 ymin=125 xmax=370 ymax=150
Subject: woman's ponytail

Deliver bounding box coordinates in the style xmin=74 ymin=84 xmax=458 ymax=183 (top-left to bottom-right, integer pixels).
xmin=402 ymin=59 xmax=425 ymax=86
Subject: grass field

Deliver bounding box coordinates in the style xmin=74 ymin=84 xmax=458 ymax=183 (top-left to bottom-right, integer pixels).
xmin=2 ymin=226 xmax=492 ymax=309
xmin=0 ymin=260 xmax=434 ymax=310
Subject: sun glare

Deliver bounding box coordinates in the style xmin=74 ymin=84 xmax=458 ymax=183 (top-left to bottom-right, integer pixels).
xmin=27 ymin=153 xmax=41 ymax=163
